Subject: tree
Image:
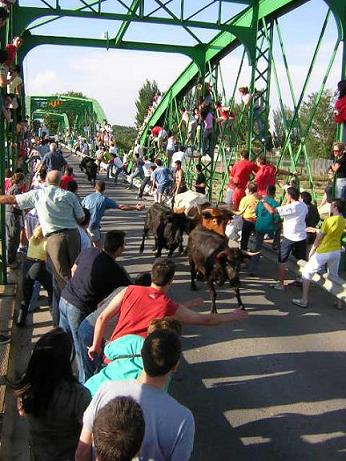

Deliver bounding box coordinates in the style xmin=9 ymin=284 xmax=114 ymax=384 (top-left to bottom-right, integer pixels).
xmin=59 ymin=91 xmax=87 ymax=99
xmin=112 ymin=124 xmax=137 ymax=152
xmin=272 ymin=90 xmax=337 ymax=158
xmin=135 ymin=79 xmax=159 ymax=129
xmin=299 ymin=89 xmax=337 ymax=159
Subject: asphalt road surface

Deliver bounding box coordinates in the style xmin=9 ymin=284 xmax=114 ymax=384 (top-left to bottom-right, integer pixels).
xmin=7 ymin=151 xmax=346 ymax=461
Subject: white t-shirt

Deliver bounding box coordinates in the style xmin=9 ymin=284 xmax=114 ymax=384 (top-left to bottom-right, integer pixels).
xmin=143 ymin=160 xmax=154 ymax=177
xmin=171 ymin=151 xmax=185 ymax=167
xmin=241 ymin=93 xmax=251 ymax=107
xmin=277 ymin=201 xmax=308 ymax=242
xmin=7 ymin=75 xmax=22 ymax=94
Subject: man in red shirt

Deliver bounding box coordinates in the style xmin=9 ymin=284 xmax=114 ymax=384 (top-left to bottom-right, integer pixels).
xmin=254 ymin=155 xmax=276 ymax=197
xmin=5 ymin=36 xmax=23 ymax=67
xmin=60 ymin=166 xmax=76 ymax=190
xmin=229 ymin=149 xmax=257 ymax=210
xmin=88 ymin=257 xmax=248 ymax=360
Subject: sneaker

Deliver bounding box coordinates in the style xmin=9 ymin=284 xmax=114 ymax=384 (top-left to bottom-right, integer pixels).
xmin=292 ymin=298 xmax=308 ymax=308
xmin=0 ymin=335 xmax=10 ymax=345
xmin=271 ymin=283 xmax=285 ymax=291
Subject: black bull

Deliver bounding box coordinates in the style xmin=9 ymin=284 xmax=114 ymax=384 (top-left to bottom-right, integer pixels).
xmin=139 ymin=204 xmax=196 ymax=257
xmin=80 ymin=157 xmax=97 ymax=186
xmin=188 ymin=225 xmax=258 ymax=313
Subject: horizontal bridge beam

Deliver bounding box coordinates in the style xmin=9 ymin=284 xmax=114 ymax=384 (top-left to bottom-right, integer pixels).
xmin=15 ymin=5 xmax=247 ymax=36
xmin=20 ymin=32 xmax=197 ymax=60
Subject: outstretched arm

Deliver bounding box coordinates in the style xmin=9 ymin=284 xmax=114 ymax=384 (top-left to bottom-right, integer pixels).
xmin=0 ymin=195 xmax=16 ymax=205
xmin=174 ymin=304 xmax=248 ymax=326
xmin=118 ymin=203 xmax=145 ymax=211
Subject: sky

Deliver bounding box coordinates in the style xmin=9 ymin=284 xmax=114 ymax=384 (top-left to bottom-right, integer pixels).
xmin=22 ymin=0 xmax=343 ymax=127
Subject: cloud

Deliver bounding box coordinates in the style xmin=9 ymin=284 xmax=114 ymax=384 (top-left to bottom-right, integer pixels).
xmin=27 ymin=70 xmax=60 ymax=94
xmin=24 ymin=48 xmax=190 ymax=125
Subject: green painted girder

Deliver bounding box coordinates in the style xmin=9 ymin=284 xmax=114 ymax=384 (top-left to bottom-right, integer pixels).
xmin=19 ymin=32 xmax=197 ymax=61
xmin=26 ymin=95 xmax=107 ymax=135
xmin=33 ymin=110 xmax=70 ymax=129
xmin=139 ymin=0 xmax=310 ymax=144
xmin=14 ymin=1 xmax=255 ymax=38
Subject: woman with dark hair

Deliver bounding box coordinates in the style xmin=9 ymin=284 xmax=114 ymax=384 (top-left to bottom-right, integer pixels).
xmin=334 ymin=80 xmax=346 ymax=143
xmin=301 ymin=191 xmax=320 ymax=246
xmin=11 ymin=327 xmax=91 ymax=460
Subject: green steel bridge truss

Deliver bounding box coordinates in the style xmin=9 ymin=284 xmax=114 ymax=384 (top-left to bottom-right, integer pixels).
xmin=26 ymin=95 xmax=107 ymax=137
xmin=0 ymin=0 xmax=344 ymax=282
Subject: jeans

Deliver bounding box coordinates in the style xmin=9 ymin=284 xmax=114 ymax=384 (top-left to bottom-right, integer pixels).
xmin=335 ymin=177 xmax=346 ymax=200
xmin=240 ymin=219 xmax=255 ymax=251
xmin=59 ymin=297 xmax=87 ymax=383
xmin=247 ymin=232 xmax=265 ymax=273
xmin=78 ymin=311 xmax=103 ymax=382
xmin=203 ymin=128 xmax=213 ymax=157
xmin=28 ymin=281 xmax=41 ymax=313
xmin=22 ymin=259 xmax=53 ymax=310
xmin=253 ymin=105 xmax=265 ymax=139
xmin=106 ymin=163 xmax=114 ymax=178
xmin=138 ymin=176 xmax=151 ymax=198
xmin=6 ymin=212 xmax=21 ymax=264
xmin=114 ymin=166 xmax=125 ymax=183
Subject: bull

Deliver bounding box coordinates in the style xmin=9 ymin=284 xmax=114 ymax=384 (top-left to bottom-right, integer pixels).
xmin=188 ymin=225 xmax=257 ymax=313
xmin=80 ymin=156 xmax=97 ymax=186
xmin=139 ymin=203 xmax=191 ymax=257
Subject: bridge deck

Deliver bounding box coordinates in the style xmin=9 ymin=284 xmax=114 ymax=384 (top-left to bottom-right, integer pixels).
xmin=4 ymin=151 xmax=346 ymax=461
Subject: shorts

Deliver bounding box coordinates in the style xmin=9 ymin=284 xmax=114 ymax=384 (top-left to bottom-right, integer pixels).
xmin=302 ymin=250 xmax=341 ymax=280
xmin=157 ymin=181 xmax=171 ymax=194
xmin=278 ymin=237 xmax=306 ymax=263
xmin=88 ymin=228 xmax=101 ymax=243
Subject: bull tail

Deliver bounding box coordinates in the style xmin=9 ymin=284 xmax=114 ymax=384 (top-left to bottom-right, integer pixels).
xmin=139 ymin=228 xmax=149 ymax=254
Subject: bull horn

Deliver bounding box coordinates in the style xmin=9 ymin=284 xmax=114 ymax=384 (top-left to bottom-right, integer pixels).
xmin=241 ymin=250 xmax=260 ymax=257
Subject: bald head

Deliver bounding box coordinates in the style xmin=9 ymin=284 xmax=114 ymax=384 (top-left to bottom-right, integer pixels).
xmin=47 ymin=170 xmax=62 ymax=186
xmin=50 ymin=143 xmax=57 ymax=153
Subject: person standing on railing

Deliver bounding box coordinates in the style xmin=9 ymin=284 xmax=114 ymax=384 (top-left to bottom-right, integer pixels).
xmin=215 ymin=101 xmax=235 ymax=137
xmin=179 ymin=107 xmax=197 ymax=147
xmin=201 ymin=107 xmax=214 ymax=158
xmin=334 ymin=80 xmax=346 ymax=143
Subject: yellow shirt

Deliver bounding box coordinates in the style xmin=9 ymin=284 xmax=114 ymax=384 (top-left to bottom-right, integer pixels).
xmin=27 ymin=237 xmax=47 ymax=261
xmin=239 ymin=194 xmax=259 ymax=221
xmin=317 ymin=215 xmax=345 ymax=254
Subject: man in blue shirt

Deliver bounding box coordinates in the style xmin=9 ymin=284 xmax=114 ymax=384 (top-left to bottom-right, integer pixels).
xmin=82 ymin=180 xmax=144 ymax=247
xmin=151 ymin=159 xmax=173 ymax=203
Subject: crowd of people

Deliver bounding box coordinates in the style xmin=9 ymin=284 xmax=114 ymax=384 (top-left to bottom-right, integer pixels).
xmin=0 ymin=124 xmax=250 ymax=460
xmin=1 ymin=124 xmax=345 ymax=460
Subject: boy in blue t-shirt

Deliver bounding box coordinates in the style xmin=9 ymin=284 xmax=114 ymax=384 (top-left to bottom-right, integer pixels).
xmin=248 ymin=185 xmax=280 ymax=275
